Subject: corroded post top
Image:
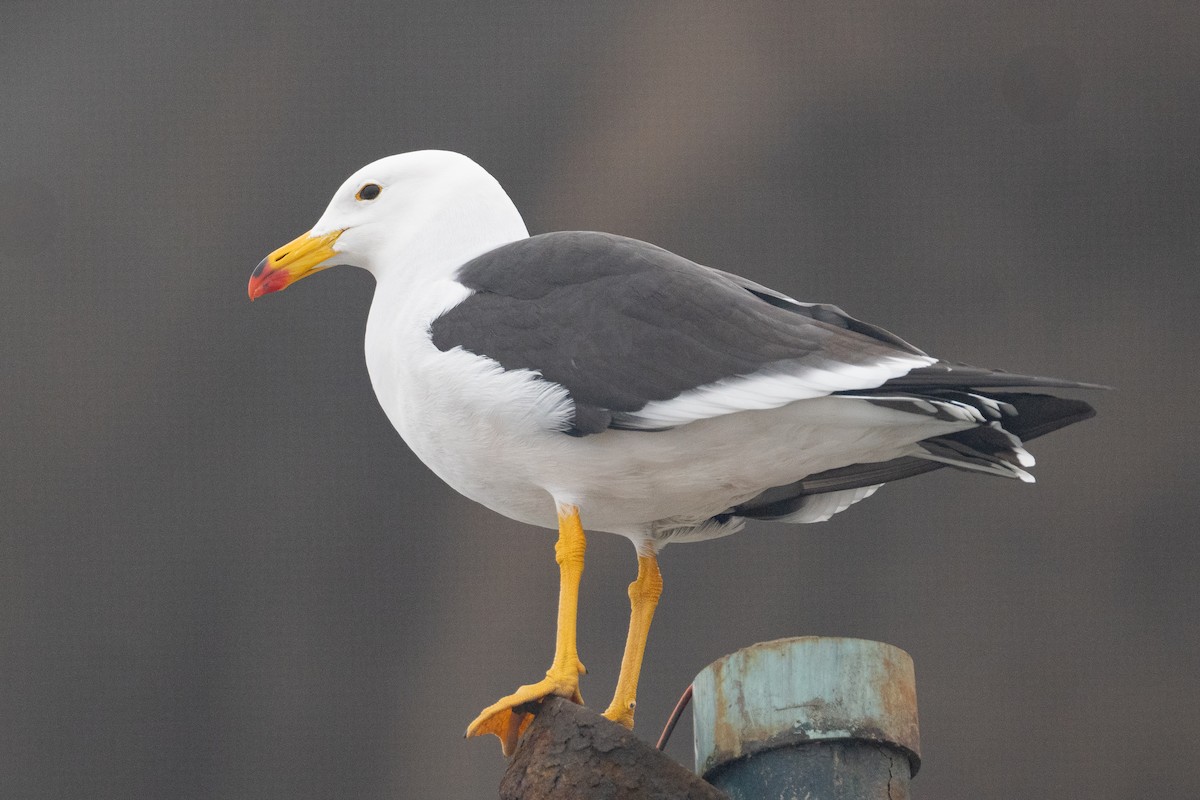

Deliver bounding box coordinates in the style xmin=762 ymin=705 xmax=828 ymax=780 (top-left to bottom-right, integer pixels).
xmin=693 ymin=637 xmax=921 ymax=778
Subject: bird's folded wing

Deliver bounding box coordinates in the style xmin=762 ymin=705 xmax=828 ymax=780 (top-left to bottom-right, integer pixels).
xmin=429 ymin=231 xmax=936 ymax=435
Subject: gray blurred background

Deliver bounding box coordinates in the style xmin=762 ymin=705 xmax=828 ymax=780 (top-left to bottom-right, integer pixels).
xmin=2 ymin=2 xmax=1196 ymax=798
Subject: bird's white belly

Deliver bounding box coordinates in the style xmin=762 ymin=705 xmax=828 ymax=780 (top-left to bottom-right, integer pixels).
xmin=365 ymin=300 xmax=969 ymax=540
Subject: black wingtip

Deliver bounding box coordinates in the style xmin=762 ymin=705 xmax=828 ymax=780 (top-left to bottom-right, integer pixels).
xmin=994 ymin=394 xmax=1097 ymax=441
xmin=881 ymin=362 xmax=1112 ymax=392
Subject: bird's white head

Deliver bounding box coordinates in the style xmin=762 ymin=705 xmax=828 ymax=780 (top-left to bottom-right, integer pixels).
xmin=248 ymin=150 xmax=528 ymax=300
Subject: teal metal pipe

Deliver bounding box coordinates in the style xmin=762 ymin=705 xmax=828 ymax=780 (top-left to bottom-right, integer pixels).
xmin=693 ymin=637 xmax=921 ymax=799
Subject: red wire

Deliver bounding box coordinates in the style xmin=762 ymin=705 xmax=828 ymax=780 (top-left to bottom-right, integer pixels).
xmin=655 ymin=684 xmax=694 ymax=750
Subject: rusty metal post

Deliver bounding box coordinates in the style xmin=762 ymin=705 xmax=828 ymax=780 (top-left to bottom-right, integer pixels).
xmin=693 ymin=637 xmax=921 ymax=800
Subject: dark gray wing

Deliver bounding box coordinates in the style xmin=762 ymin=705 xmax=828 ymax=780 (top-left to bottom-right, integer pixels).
xmin=705 ymin=267 xmax=928 ymax=355
xmin=429 ymin=232 xmax=933 ymax=435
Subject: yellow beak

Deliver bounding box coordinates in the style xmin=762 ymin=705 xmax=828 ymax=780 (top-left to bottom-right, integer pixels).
xmin=248 ymin=229 xmax=343 ymax=300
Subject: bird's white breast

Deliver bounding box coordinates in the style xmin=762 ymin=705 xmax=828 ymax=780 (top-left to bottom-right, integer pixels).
xmin=364 ymin=277 xmax=576 ymax=529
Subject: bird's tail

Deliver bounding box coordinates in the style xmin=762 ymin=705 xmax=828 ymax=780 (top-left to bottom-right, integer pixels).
xmin=727 ymin=392 xmax=1095 ymax=524
xmin=905 ymin=392 xmax=1095 ymax=482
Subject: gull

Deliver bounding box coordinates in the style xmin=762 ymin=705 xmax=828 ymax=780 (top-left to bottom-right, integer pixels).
xmin=248 ymin=150 xmax=1097 ymax=754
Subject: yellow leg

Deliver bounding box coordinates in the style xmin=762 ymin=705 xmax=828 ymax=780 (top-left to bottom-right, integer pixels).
xmin=602 ymin=550 xmax=663 ymax=729
xmin=466 ymin=504 xmax=588 ymax=755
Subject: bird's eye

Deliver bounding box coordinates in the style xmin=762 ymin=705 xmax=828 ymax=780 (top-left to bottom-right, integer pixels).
xmin=356 ymin=183 xmax=382 ymax=201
